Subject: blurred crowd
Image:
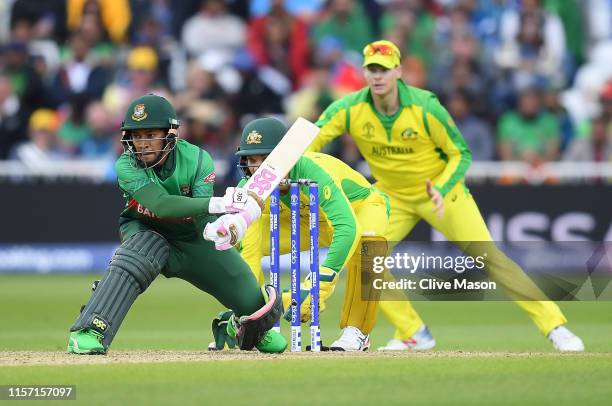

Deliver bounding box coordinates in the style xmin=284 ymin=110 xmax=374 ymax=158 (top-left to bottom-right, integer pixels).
xmin=0 ymin=0 xmax=611 ymax=182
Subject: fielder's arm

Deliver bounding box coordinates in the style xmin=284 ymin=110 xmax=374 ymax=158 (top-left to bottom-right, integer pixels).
xmin=296 ymin=157 xmax=361 ymax=273
xmin=309 ymin=98 xmax=349 ymax=152
xmin=425 ymin=95 xmax=472 ymax=197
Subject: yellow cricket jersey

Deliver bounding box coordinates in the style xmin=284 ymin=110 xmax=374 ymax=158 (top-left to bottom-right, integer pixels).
xmin=312 ymin=80 xmax=472 ymax=201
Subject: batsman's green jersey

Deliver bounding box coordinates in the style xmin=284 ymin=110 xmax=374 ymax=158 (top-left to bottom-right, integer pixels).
xmin=114 ymin=139 xmax=264 ymax=315
xmin=115 ymin=139 xmax=218 ymax=240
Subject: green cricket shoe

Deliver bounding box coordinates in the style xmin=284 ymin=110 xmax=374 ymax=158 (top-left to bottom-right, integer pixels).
xmin=256 ymin=330 xmax=287 ymax=354
xmin=67 ymin=329 xmax=106 ymax=355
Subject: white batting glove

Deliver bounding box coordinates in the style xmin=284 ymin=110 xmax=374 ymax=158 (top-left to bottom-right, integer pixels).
xmin=203 ymin=213 xmax=248 ymax=250
xmin=208 ymin=187 xmax=264 ymax=225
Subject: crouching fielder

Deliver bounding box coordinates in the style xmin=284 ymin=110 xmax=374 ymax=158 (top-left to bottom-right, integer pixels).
xmin=67 ymin=94 xmax=286 ymax=354
xmin=234 ymin=117 xmax=390 ymax=351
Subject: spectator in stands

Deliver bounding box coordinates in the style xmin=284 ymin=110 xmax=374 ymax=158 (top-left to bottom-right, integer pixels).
xmin=246 ymin=0 xmax=310 ymax=88
xmin=249 ymin=0 xmax=324 ymax=21
xmin=498 ymin=86 xmax=560 ymax=165
xmin=9 ymin=0 xmax=67 ymax=43
xmin=563 ymin=114 xmax=612 ymax=162
xmin=181 ymin=0 xmax=246 ymax=58
xmin=496 ymin=0 xmax=567 ymax=89
xmin=57 ymin=94 xmax=91 ymax=154
xmin=560 ymin=42 xmax=612 ymax=127
xmin=49 ymin=31 xmax=109 ymax=107
xmin=230 ymin=48 xmax=285 ymax=119
xmin=102 ymin=45 xmax=169 ymax=120
xmin=173 ymin=56 xmax=228 ymax=114
xmin=380 ymin=0 xmax=435 ymax=70
xmin=401 ymin=55 xmax=427 ymax=88
xmin=0 ymin=1 xmax=12 ymax=43
xmin=67 ymin=0 xmax=131 ymax=44
xmin=182 ymin=100 xmax=231 ymax=157
xmin=447 ymin=90 xmax=494 ymax=161
xmin=430 ymin=31 xmax=492 ymax=117
xmin=286 ymin=64 xmax=333 ymax=122
xmin=79 ymin=100 xmax=116 ymax=158
xmin=130 ymin=5 xmax=179 ymax=90
xmin=1 ymin=40 xmax=46 ymax=113
xmin=0 ymin=73 xmax=27 ymax=159
xmin=543 ymin=86 xmax=573 ymax=153
xmin=583 ymin=0 xmax=612 ymax=46
xmin=543 ymin=0 xmax=583 ymax=68
xmin=435 ymin=0 xmax=507 ymax=61
xmin=9 ymin=108 xmax=66 ymax=165
xmin=10 ymin=17 xmax=61 ymax=82
xmin=129 ymin=0 xmax=173 ymax=43
xmin=76 ymin=9 xmax=116 ymax=66
xmin=433 ymin=10 xmax=483 ymax=68
xmin=601 ymin=80 xmax=612 ymax=122
xmin=311 ymin=0 xmax=372 ymax=55
xmin=310 ymin=36 xmax=366 ymax=96
xmin=564 ymin=82 xmax=612 ymax=162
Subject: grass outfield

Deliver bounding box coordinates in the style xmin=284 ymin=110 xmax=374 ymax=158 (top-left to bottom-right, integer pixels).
xmin=1 ymin=274 xmax=611 ymax=405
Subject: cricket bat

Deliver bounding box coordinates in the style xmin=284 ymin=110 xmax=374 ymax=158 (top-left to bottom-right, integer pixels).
xmin=243 ymin=117 xmax=319 ymax=200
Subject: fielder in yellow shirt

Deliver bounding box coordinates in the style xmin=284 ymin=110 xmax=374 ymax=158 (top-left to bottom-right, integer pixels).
xmin=310 ymin=40 xmax=584 ymax=352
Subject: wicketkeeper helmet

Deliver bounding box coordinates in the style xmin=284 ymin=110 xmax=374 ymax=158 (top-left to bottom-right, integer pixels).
xmin=235 ymin=117 xmax=287 ymax=176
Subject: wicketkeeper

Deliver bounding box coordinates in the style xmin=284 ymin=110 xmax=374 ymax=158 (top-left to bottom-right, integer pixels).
xmin=67 ymin=94 xmax=286 ymax=354
xmin=231 ymin=117 xmax=390 ymax=351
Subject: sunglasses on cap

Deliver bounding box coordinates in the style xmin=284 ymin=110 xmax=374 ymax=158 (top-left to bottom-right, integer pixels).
xmin=363 ymin=43 xmax=398 ymax=57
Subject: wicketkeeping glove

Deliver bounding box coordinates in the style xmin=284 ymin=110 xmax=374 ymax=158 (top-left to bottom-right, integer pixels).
xmin=282 ymin=267 xmax=338 ymax=323
xmin=203 ymin=213 xmax=248 ymax=250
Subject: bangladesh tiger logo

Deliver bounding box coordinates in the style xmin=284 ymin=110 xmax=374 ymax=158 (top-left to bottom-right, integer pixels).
xmin=131 ymin=104 xmax=148 ymax=121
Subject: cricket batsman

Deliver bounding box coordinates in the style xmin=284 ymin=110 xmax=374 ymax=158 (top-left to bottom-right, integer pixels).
xmin=67 ymin=94 xmax=286 ymax=354
xmin=310 ymin=40 xmax=584 ymax=352
xmin=234 ymin=117 xmax=390 ymax=351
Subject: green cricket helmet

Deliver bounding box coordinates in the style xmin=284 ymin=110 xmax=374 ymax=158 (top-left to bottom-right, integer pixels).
xmin=120 ymin=94 xmax=180 ymax=168
xmin=235 ymin=117 xmax=287 ymax=177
